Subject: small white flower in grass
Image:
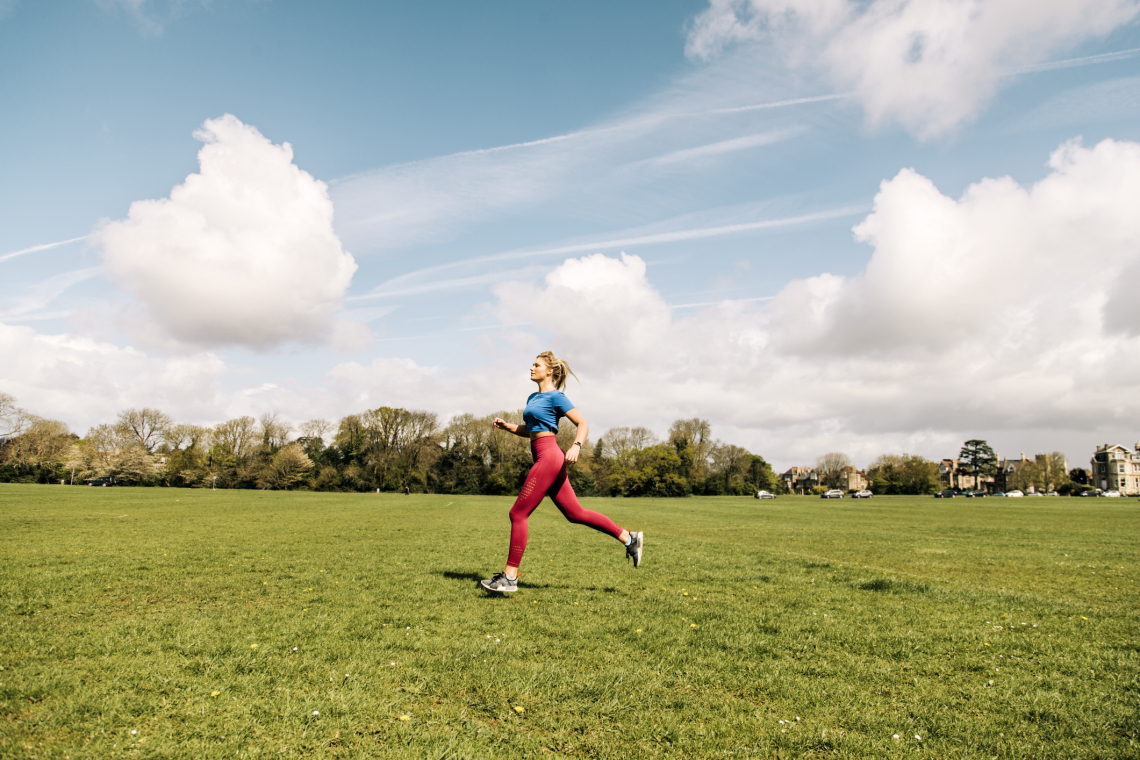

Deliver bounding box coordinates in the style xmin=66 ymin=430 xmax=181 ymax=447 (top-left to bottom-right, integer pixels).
xmin=892 ymin=734 xmax=899 ymax=740
xmin=915 ymin=735 xmax=921 ymax=740
xmin=390 ymin=662 xmax=395 ymax=666
xmin=795 ymin=717 xmax=800 ymax=721
xmin=131 ymin=730 xmax=137 ymax=736
xmin=292 ymin=647 xmax=298 ymax=652
xmin=313 ymin=711 xmax=319 ymax=716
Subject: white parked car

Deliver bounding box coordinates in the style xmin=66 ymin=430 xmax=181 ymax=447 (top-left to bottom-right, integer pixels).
xmin=1101 ymin=490 xmax=1122 ymax=497
xmin=755 ymin=490 xmax=777 ymax=499
xmin=820 ymin=489 xmax=844 ymax=499
xmin=1006 ymin=490 xmax=1024 ymax=497
xmin=854 ymin=490 xmax=873 ymax=498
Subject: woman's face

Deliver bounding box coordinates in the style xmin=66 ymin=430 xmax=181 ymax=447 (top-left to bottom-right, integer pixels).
xmin=530 ymin=357 xmax=552 ymax=382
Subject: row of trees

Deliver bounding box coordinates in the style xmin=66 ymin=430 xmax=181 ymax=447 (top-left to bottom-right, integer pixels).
xmin=808 ymin=440 xmax=1088 ymax=496
xmin=807 ymin=450 xmax=943 ymax=495
xmin=0 ymin=392 xmax=780 ymax=497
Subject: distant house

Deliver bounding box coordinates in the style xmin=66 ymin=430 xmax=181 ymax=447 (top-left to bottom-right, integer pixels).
xmin=781 ymin=465 xmax=867 ymax=493
xmin=939 ymin=459 xmax=989 ymax=491
xmin=1090 ymin=444 xmax=1140 ymax=495
xmin=837 ymin=465 xmax=869 ymax=492
xmin=781 ymin=466 xmax=819 ymax=495
xmin=996 ymin=452 xmax=1068 ymax=494
xmin=997 ymin=453 xmax=1034 ymax=492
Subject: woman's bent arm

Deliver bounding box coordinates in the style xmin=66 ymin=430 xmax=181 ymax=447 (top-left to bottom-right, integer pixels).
xmin=563 ymin=409 xmax=589 ymax=464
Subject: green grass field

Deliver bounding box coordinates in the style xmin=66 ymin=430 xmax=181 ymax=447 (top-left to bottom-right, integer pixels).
xmin=1 ymin=485 xmax=1138 ymax=759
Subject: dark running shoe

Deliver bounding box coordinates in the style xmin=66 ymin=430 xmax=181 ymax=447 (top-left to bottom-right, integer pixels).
xmin=480 ymin=573 xmax=518 ymax=593
xmin=625 ymin=531 xmax=644 ymax=568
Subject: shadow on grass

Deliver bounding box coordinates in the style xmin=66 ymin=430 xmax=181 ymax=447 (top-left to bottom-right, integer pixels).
xmin=442 ymin=571 xmax=484 ymax=583
xmin=858 ymin=578 xmax=930 ymax=594
xmin=439 ymin=571 xmax=617 ymax=595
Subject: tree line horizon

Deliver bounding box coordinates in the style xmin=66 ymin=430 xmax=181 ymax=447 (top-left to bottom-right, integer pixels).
xmin=0 ymin=392 xmax=1088 ymax=496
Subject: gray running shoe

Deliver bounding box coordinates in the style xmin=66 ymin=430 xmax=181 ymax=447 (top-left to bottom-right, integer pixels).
xmin=625 ymin=531 xmax=644 ymax=568
xmin=480 ymin=572 xmax=518 ymax=593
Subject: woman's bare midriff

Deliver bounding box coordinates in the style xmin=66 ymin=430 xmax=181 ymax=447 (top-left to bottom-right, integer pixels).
xmin=529 ymin=431 xmax=556 ymax=440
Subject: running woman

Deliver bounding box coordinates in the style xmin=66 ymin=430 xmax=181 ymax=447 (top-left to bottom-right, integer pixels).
xmin=480 ymin=351 xmax=643 ymax=593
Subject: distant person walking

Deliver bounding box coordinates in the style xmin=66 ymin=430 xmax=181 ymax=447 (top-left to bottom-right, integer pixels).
xmin=480 ymin=351 xmax=643 ymax=594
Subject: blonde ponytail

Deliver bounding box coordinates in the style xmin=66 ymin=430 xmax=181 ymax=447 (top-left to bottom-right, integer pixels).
xmin=537 ymin=350 xmax=578 ymax=391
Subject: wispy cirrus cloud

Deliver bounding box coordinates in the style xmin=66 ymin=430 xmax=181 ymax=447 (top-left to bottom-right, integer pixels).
xmin=94 ymin=0 xmax=205 ymax=36
xmin=1008 ymin=45 xmax=1140 ymax=74
xmin=647 ymin=127 xmax=806 ymax=166
xmin=330 ymin=80 xmax=844 ymax=255
xmin=0 ymin=236 xmax=87 ymax=264
xmin=350 ymin=205 xmax=865 ymax=302
xmin=0 ymin=267 xmax=100 ymax=320
xmin=686 ymin=0 xmax=1140 ymax=139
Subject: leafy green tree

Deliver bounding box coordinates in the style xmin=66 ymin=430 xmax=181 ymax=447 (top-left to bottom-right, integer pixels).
xmin=703 ymin=443 xmax=754 ymax=495
xmin=748 ymin=455 xmax=778 ymax=494
xmin=257 ymin=444 xmax=313 ymax=490
xmin=1037 ymin=452 xmax=1068 ymax=492
xmin=868 ymin=453 xmax=940 ymax=495
xmin=959 ymin=439 xmax=997 ymax=490
xmin=668 ymin=418 xmax=712 ymax=482
xmin=614 ymin=444 xmax=690 ymax=497
xmin=162 ymin=424 xmax=210 ymax=486
xmin=209 ymin=416 xmax=259 ymax=488
xmin=815 ymin=452 xmax=852 ymax=489
xmin=0 ymin=418 xmax=74 ymax=483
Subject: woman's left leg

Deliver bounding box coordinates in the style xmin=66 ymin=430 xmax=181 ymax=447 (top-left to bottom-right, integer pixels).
xmin=546 ymin=462 xmax=624 ymax=539
xmin=547 ymin=460 xmax=645 ymax=567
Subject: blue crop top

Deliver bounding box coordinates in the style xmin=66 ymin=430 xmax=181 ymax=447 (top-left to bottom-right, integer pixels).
xmin=522 ymin=390 xmax=575 ymax=433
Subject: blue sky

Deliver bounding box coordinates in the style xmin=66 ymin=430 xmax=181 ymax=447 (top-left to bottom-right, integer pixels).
xmin=3 ymin=0 xmax=1140 ymax=470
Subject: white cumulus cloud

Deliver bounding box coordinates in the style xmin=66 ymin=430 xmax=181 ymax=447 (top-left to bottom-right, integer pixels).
xmin=686 ymin=0 xmax=1140 ymax=138
xmin=0 ymin=321 xmax=227 ymax=432
xmin=94 ymin=114 xmax=359 ymax=350
xmin=492 ymin=137 xmax=1140 ymax=465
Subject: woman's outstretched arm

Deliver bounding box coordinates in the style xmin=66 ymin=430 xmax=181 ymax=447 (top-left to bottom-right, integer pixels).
xmin=493 ymin=417 xmax=530 ymax=438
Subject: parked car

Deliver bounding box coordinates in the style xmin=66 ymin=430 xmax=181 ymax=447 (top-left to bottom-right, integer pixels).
xmin=854 ymin=490 xmax=873 ymax=498
xmin=755 ymin=490 xmax=776 ymax=499
xmin=1006 ymin=490 xmax=1024 ymax=497
xmin=934 ymin=489 xmax=958 ymax=498
xmin=991 ymin=491 xmax=1006 ymax=497
xmin=1100 ymin=490 xmax=1122 ymax=497
xmin=820 ymin=489 xmax=844 ymax=499
xmin=1026 ymin=492 xmax=1043 ymax=497
xmin=87 ymin=476 xmax=115 ymax=487
xmin=1046 ymin=491 xmax=1060 ymax=496
xmin=1079 ymin=489 xmax=1101 ymax=497
xmin=964 ymin=490 xmax=987 ymax=497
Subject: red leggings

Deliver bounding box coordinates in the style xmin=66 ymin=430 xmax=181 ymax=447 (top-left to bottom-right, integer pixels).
xmin=508 ymin=436 xmax=623 ymax=567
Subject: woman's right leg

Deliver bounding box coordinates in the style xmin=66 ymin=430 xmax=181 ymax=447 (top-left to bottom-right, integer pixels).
xmin=505 ymin=446 xmax=561 ymax=571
